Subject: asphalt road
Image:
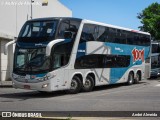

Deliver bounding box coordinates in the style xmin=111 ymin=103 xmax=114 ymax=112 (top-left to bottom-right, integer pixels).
xmin=0 ymin=78 xmax=160 ymax=119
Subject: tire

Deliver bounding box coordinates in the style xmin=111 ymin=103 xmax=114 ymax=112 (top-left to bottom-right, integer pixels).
xmin=135 ymin=72 xmax=141 ymax=84
xmin=82 ymin=75 xmax=94 ymax=92
xmin=69 ymin=76 xmax=82 ymax=94
xmin=127 ymin=72 xmax=134 ymax=85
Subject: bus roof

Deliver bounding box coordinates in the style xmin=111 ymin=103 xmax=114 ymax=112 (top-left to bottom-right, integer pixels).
xmin=27 ymin=17 xmax=82 ymax=22
xmin=27 ymin=17 xmax=150 ymax=36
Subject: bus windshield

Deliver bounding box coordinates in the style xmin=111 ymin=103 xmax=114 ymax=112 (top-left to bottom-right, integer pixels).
xmin=14 ymin=47 xmax=50 ymax=74
xmin=18 ymin=20 xmax=58 ymax=42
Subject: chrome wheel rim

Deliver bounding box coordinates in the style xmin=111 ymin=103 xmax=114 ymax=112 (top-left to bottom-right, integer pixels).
xmin=84 ymin=79 xmax=91 ymax=89
xmin=70 ymin=80 xmax=78 ymax=90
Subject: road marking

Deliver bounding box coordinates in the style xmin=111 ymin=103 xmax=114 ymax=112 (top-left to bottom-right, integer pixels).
xmin=155 ymin=84 xmax=160 ymax=87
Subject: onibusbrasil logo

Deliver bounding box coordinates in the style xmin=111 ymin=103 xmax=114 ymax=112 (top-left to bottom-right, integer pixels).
xmin=1 ymin=112 xmax=42 ymax=118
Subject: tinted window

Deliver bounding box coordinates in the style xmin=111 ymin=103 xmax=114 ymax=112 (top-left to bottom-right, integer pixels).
xmin=141 ymin=35 xmax=150 ymax=46
xmin=52 ymin=20 xmax=81 ymax=70
xmin=57 ymin=20 xmax=80 ymax=39
xmin=151 ymin=55 xmax=160 ymax=69
xmin=126 ymin=32 xmax=150 ymax=46
xmin=152 ymin=43 xmax=160 ymax=53
xmin=97 ymin=26 xmax=106 ymax=42
xmin=80 ymin=24 xmax=97 ymax=43
xmin=75 ymin=54 xmax=130 ymax=69
xmin=108 ymin=28 xmax=116 ymax=43
xmin=126 ymin=32 xmax=134 ymax=45
xmin=115 ymin=29 xmax=127 ymax=44
xmin=51 ymin=42 xmax=73 ymax=70
xmin=19 ymin=21 xmax=57 ymax=38
xmin=80 ymin=24 xmax=150 ymax=46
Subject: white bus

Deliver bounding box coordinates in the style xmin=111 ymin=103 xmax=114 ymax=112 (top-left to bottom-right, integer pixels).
xmin=5 ymin=17 xmax=151 ymax=93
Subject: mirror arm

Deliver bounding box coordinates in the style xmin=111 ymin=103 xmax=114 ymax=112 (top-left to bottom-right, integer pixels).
xmin=4 ymin=39 xmax=16 ymax=55
xmin=46 ymin=39 xmax=65 ymax=56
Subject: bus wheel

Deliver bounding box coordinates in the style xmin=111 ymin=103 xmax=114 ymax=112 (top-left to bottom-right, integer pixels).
xmin=135 ymin=72 xmax=141 ymax=84
xmin=127 ymin=72 xmax=134 ymax=85
xmin=83 ymin=75 xmax=94 ymax=92
xmin=69 ymin=76 xmax=82 ymax=94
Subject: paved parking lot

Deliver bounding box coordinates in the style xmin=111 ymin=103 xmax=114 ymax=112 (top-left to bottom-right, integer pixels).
xmin=0 ymin=78 xmax=160 ymax=119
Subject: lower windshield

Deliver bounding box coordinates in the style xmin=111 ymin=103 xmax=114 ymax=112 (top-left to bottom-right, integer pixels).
xmin=14 ymin=47 xmax=50 ymax=74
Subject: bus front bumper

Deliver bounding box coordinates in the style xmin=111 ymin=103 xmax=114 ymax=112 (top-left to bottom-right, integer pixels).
xmin=12 ymin=80 xmax=52 ymax=92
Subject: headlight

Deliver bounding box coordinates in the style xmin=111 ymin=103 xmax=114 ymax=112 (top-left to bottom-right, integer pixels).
xmin=37 ymin=78 xmax=44 ymax=81
xmin=43 ymin=77 xmax=48 ymax=81
xmin=46 ymin=72 xmax=56 ymax=79
xmin=12 ymin=73 xmax=18 ymax=79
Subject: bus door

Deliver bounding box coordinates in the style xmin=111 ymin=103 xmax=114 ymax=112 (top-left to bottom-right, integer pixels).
xmin=52 ymin=53 xmax=66 ymax=87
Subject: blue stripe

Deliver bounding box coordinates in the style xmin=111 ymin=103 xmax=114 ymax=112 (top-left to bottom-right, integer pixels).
xmin=105 ymin=42 xmax=150 ymax=84
xmin=76 ymin=42 xmax=86 ymax=58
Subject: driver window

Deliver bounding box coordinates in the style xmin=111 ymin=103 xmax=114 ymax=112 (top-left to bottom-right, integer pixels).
xmin=57 ymin=20 xmax=80 ymax=40
xmin=53 ymin=54 xmax=61 ymax=68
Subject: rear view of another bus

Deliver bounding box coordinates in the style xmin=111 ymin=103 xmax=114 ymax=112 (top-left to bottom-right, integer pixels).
xmin=151 ymin=41 xmax=160 ymax=77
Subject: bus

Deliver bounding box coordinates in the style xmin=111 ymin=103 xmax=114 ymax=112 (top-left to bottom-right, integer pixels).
xmin=150 ymin=41 xmax=160 ymax=77
xmin=5 ymin=17 xmax=151 ymax=93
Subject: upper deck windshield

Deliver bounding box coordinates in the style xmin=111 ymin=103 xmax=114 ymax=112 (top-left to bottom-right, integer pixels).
xmin=18 ymin=20 xmax=58 ymax=42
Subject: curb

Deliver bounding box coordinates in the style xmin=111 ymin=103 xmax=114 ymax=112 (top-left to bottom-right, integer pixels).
xmin=0 ymin=81 xmax=13 ymax=88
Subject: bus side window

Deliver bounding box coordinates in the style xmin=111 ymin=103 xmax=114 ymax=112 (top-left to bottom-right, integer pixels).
xmin=58 ymin=21 xmax=69 ymax=39
xmin=126 ymin=32 xmax=134 ymax=45
xmin=97 ymin=26 xmax=106 ymax=42
xmin=57 ymin=20 xmax=80 ymax=40
xmin=80 ymin=24 xmax=96 ymax=43
xmin=108 ymin=28 xmax=116 ymax=43
xmin=141 ymin=35 xmax=150 ymax=46
xmin=64 ymin=25 xmax=77 ymax=39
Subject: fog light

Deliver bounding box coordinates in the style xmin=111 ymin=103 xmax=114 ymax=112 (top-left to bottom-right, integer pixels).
xmin=43 ymin=77 xmax=48 ymax=81
xmin=37 ymin=78 xmax=43 ymax=81
xmin=42 ymin=83 xmax=49 ymax=88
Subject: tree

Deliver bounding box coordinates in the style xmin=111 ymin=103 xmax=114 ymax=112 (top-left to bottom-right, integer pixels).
xmin=137 ymin=2 xmax=160 ymax=40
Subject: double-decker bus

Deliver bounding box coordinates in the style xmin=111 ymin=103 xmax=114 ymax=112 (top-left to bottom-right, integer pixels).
xmin=151 ymin=41 xmax=160 ymax=77
xmin=5 ymin=17 xmax=151 ymax=93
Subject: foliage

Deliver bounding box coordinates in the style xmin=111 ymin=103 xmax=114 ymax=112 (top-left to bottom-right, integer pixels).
xmin=137 ymin=2 xmax=160 ymax=40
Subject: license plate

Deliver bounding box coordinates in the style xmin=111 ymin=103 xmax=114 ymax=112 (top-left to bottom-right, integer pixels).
xmin=24 ymin=85 xmax=30 ymax=89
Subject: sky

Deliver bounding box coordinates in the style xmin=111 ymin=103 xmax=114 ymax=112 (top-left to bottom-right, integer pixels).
xmin=60 ymin=0 xmax=159 ymax=30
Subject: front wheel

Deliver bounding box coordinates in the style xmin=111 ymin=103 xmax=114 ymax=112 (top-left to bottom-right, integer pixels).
xmin=68 ymin=76 xmax=82 ymax=94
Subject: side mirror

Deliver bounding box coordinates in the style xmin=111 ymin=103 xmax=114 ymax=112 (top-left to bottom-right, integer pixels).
xmin=46 ymin=39 xmax=65 ymax=56
xmin=4 ymin=39 xmax=16 ymax=55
